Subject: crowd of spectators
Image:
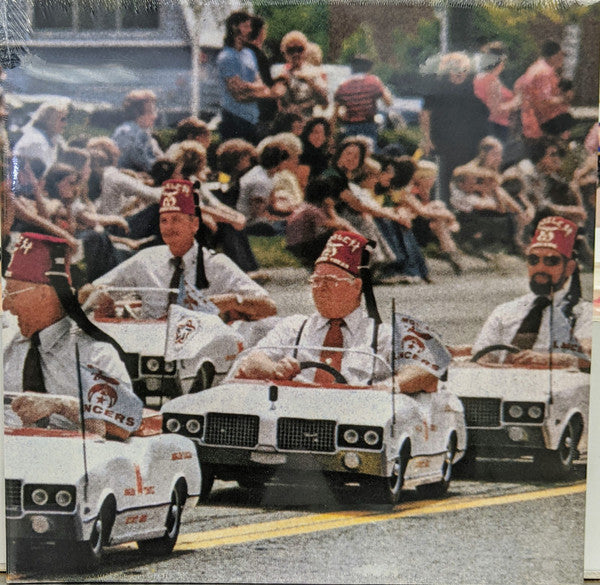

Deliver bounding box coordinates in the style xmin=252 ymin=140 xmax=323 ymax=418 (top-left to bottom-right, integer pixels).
xmin=1 ymin=14 xmax=596 ymax=290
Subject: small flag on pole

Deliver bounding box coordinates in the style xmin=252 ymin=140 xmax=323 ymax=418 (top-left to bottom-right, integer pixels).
xmin=79 ymin=363 xmax=143 ymax=432
xmin=393 ymin=314 xmax=451 ymax=377
xmin=165 ymin=304 xmax=244 ymax=362
xmin=550 ymin=308 xmax=589 ymax=360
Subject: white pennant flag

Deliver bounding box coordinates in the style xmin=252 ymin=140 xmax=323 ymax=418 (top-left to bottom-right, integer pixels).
xmin=164 ymin=304 xmax=244 ymax=362
xmin=393 ymin=314 xmax=451 ymax=378
xmin=79 ymin=361 xmax=143 ymax=432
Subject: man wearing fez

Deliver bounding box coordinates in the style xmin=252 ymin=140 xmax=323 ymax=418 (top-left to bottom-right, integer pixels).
xmin=471 ymin=216 xmax=591 ymax=368
xmin=3 ymin=233 xmax=140 ymax=437
xmin=237 ymin=230 xmax=440 ymax=393
xmin=82 ymin=179 xmax=276 ymax=323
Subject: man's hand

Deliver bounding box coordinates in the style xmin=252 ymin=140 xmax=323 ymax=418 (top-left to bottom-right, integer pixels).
xmin=272 ymin=357 xmax=301 ymax=380
xmin=235 ymin=351 xmax=300 ymax=380
xmin=12 ymin=393 xmax=77 ymax=424
xmin=395 ymin=365 xmax=438 ymax=394
xmin=507 ymin=350 xmax=579 ymax=369
xmin=78 ymin=284 xmax=115 ymax=316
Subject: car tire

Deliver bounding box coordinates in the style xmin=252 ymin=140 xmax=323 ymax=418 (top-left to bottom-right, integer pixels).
xmin=453 ymin=445 xmax=477 ymax=478
xmin=75 ymin=500 xmax=114 ymax=569
xmin=363 ymin=443 xmax=409 ymax=505
xmin=137 ymin=483 xmax=185 ymax=556
xmin=197 ymin=463 xmax=216 ymax=502
xmin=535 ymin=418 xmax=581 ymax=479
xmin=189 ymin=362 xmax=215 ymax=394
xmin=416 ymin=433 xmax=456 ymax=498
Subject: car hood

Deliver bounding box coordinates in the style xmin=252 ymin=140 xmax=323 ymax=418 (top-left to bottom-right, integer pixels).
xmin=163 ymin=380 xmax=400 ymax=425
xmin=93 ymin=321 xmax=167 ymax=355
xmin=448 ymin=363 xmax=589 ymax=402
xmin=4 ymin=431 xmax=110 ymax=484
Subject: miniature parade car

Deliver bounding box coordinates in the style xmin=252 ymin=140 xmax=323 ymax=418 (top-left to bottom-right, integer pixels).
xmin=449 ymin=345 xmax=590 ymax=477
xmin=87 ymin=287 xmax=244 ymax=405
xmin=4 ymin=393 xmax=201 ymax=569
xmin=161 ymin=346 xmax=467 ymax=505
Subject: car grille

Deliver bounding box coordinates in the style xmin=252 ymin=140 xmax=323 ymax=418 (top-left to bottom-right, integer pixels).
xmin=277 ymin=418 xmax=336 ymax=452
xmin=204 ymin=413 xmax=259 ymax=447
xmin=460 ymin=397 xmax=501 ymax=427
xmin=5 ymin=480 xmax=22 ymax=517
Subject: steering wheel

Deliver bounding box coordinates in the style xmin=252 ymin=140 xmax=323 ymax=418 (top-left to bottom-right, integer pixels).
xmin=298 ymin=361 xmax=348 ymax=385
xmin=470 ymin=344 xmax=520 ymax=363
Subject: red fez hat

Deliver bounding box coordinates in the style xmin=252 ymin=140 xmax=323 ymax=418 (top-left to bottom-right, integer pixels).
xmin=315 ymin=231 xmax=369 ymax=277
xmin=159 ymin=179 xmax=196 ymax=215
xmin=528 ymin=216 xmax=577 ymax=258
xmin=5 ymin=232 xmax=71 ymax=285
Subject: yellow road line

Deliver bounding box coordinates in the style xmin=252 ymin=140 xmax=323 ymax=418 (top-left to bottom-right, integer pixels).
xmin=174 ymin=482 xmax=585 ymax=551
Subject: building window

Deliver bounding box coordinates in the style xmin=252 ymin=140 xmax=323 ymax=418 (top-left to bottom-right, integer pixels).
xmin=32 ymin=0 xmax=159 ymax=31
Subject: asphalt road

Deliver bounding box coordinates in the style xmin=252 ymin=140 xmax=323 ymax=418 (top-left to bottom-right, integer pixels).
xmin=11 ymin=259 xmax=594 ymax=584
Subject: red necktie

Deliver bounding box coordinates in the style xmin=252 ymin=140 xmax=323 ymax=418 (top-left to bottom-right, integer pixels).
xmin=315 ymin=318 xmax=344 ymax=385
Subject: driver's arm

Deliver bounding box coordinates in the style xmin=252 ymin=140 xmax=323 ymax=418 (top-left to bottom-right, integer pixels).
xmin=209 ymin=293 xmax=277 ymax=322
xmin=508 ymin=348 xmax=589 ymax=370
xmin=11 ymin=394 xmax=107 ymax=436
xmin=235 ymin=351 xmax=300 ymax=380
xmin=395 ymin=365 xmax=439 ymax=394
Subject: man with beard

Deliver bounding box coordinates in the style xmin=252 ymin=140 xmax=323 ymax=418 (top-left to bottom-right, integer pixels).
xmin=471 ymin=216 xmax=591 ymax=368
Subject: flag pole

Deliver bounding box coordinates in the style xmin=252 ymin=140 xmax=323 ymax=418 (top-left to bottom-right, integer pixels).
xmin=75 ymin=343 xmax=89 ymax=503
xmin=548 ymin=291 xmax=554 ymax=406
xmin=391 ymin=299 xmax=397 ymax=433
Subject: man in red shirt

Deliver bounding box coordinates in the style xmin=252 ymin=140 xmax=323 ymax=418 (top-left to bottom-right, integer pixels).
xmin=334 ymin=55 xmax=393 ymax=146
xmin=515 ymin=40 xmax=574 ymax=142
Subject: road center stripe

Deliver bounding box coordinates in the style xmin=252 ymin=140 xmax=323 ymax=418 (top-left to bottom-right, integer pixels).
xmin=174 ymin=483 xmax=585 ymax=551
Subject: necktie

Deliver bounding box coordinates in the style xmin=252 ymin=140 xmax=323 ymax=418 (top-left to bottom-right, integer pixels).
xmin=23 ymin=332 xmax=46 ymax=393
xmin=168 ymin=256 xmax=184 ymax=306
xmin=511 ymin=296 xmax=552 ymax=350
xmin=315 ymin=318 xmax=345 ymax=385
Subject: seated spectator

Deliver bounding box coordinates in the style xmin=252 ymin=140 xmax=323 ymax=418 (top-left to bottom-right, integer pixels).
xmin=401 ymin=160 xmax=463 ymax=274
xmin=111 ymin=89 xmax=163 ymax=173
xmin=272 ymin=31 xmax=329 ymax=119
xmin=270 ymin=111 xmax=305 ymax=137
xmin=285 ymin=177 xmax=354 ymax=268
xmin=171 ymin=116 xmax=212 ymax=150
xmin=298 ymin=116 xmax=331 ymax=185
xmin=13 ymin=100 xmax=69 ymax=171
xmin=238 ymin=133 xmax=303 ymax=236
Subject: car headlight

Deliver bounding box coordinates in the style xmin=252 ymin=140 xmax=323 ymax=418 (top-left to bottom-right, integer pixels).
xmin=508 ymin=405 xmax=523 ymax=419
xmin=146 ymin=358 xmax=160 ymax=373
xmin=343 ymin=429 xmax=359 ymax=444
xmin=164 ymin=361 xmax=176 ymax=373
xmin=363 ymin=430 xmax=380 ymax=446
xmin=55 ymin=490 xmax=72 ymax=508
xmin=186 ymin=419 xmax=202 ymax=434
xmin=338 ymin=425 xmax=383 ymax=450
xmin=504 ymin=402 xmax=545 ymax=423
xmin=527 ymin=405 xmax=543 ymax=420
xmin=24 ymin=485 xmax=76 ymax=512
xmin=165 ymin=417 xmax=181 ymax=433
xmin=31 ymin=488 xmax=48 ymax=506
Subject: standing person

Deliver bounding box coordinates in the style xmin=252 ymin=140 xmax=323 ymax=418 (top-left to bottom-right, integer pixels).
xmin=3 ymin=233 xmax=141 ymax=439
xmin=13 ymin=100 xmax=69 ymax=172
xmin=272 ymin=31 xmax=329 ymax=120
xmin=515 ymin=40 xmax=575 ymax=144
xmin=217 ymin=11 xmax=273 ymax=144
xmin=83 ymin=179 xmax=276 ymax=324
xmin=333 ymin=54 xmax=393 ymax=145
xmin=420 ymin=52 xmax=489 ymax=204
xmin=244 ymin=15 xmax=278 ymax=137
xmin=469 ymin=216 xmax=591 ymax=368
xmin=236 ymin=230 xmax=441 ymax=393
xmin=111 ymin=89 xmax=163 ymax=173
xmin=473 ymin=47 xmax=520 ymax=143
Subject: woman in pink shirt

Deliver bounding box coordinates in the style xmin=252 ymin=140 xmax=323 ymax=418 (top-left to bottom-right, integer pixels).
xmin=474 ymin=48 xmax=520 ymax=143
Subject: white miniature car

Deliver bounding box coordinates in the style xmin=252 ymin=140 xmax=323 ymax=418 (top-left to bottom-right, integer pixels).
xmin=161 ymin=347 xmax=467 ymax=505
xmin=4 ymin=393 xmax=201 ymax=570
xmin=449 ymin=345 xmax=590 ymax=477
xmin=87 ymin=287 xmax=243 ymax=405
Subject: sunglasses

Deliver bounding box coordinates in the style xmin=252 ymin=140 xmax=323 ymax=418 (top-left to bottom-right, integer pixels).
xmin=286 ymin=46 xmax=305 ymax=55
xmin=526 ymin=254 xmax=563 ymax=267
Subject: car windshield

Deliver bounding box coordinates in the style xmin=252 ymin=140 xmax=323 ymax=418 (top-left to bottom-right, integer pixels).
xmin=227 ymin=346 xmax=394 ymax=389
